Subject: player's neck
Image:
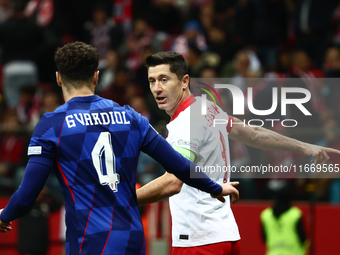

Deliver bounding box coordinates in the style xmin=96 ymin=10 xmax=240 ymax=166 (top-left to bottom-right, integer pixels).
xmin=62 ymin=86 xmax=95 ymax=102
xmin=166 ymin=90 xmax=191 ymax=118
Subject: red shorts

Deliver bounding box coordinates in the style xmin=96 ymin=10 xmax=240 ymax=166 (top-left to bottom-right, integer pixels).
xmin=172 ymin=240 xmax=241 ymax=255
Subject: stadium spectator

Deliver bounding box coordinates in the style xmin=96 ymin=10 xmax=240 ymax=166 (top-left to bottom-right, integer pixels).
xmin=289 ymin=51 xmax=327 ymax=114
xmin=98 ymin=66 xmax=142 ymax=106
xmin=272 ymin=50 xmax=292 ymax=75
xmin=125 ymin=19 xmax=156 ymax=71
xmin=133 ymin=46 xmax=156 ymax=95
xmin=0 ymin=0 xmax=10 ymax=23
xmin=207 ymin=26 xmax=239 ymax=71
xmin=24 ymin=0 xmax=70 ymax=84
xmin=171 ymin=20 xmax=207 ymax=59
xmin=83 ymin=6 xmax=123 ymax=69
xmin=96 ymin=50 xmax=119 ymax=93
xmin=233 ymin=0 xmax=254 ymax=48
xmin=0 ymin=112 xmax=27 ymax=195
xmin=41 ymin=90 xmax=61 ymax=114
xmin=198 ymin=0 xmax=214 ymax=32
xmin=186 ymin=46 xmax=204 ymax=77
xmin=16 ymin=85 xmax=42 ymax=131
xmin=322 ymin=47 xmax=340 ymax=113
xmin=0 ymin=0 xmax=44 ymax=108
xmin=137 ymin=51 xmax=340 ymax=255
xmin=294 ymin=0 xmax=334 ymax=68
xmin=323 ymin=47 xmax=340 ymax=77
xmin=0 ymin=42 xmax=239 ymax=254
xmin=112 ymin=0 xmax=133 ymax=33
xmin=331 ymin=2 xmax=340 ymax=47
xmin=251 ymin=0 xmax=289 ymax=70
xmin=146 ymin=0 xmax=182 ymax=34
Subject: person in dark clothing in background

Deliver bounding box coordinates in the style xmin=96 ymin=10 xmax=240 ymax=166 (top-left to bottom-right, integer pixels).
xmin=261 ymin=180 xmax=308 ymax=255
xmin=17 ymin=176 xmax=63 ymax=255
xmin=0 ymin=0 xmax=44 ymax=108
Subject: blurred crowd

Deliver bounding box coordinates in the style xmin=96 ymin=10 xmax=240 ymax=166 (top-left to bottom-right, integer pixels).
xmin=0 ymin=0 xmax=340 ymax=204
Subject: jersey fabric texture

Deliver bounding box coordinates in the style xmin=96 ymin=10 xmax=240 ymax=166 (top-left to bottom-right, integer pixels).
xmin=27 ymin=95 xmax=154 ymax=255
xmin=261 ymin=206 xmax=306 ymax=255
xmin=167 ymin=95 xmax=240 ymax=247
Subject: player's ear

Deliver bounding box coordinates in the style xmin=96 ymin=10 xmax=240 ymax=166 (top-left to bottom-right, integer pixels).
xmin=56 ymin=72 xmax=62 ymax=87
xmin=182 ymin=74 xmax=189 ymax=90
xmin=93 ymin=71 xmax=99 ymax=85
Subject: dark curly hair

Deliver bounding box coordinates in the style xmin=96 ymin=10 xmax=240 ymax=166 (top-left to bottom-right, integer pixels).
xmin=54 ymin=41 xmax=99 ymax=88
xmin=145 ymin=51 xmax=188 ymax=80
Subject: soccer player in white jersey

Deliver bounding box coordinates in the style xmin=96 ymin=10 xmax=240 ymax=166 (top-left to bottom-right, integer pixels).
xmin=136 ymin=51 xmax=340 ymax=255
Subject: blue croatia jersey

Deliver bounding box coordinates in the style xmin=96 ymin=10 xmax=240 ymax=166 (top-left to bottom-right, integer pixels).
xmin=28 ymin=95 xmax=156 ymax=255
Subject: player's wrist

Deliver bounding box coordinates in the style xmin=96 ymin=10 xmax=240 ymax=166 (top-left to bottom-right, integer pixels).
xmin=210 ymin=183 xmax=223 ymax=197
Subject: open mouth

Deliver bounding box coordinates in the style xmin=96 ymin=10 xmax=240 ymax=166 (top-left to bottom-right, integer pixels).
xmin=156 ymin=96 xmax=166 ymax=103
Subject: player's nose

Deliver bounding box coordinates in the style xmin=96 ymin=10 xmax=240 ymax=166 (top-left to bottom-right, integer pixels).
xmin=152 ymin=81 xmax=163 ymax=94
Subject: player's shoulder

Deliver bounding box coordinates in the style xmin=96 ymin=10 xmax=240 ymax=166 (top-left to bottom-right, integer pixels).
xmin=31 ymin=111 xmax=65 ymax=140
xmin=192 ymin=96 xmax=229 ymax=126
xmin=289 ymin=206 xmax=302 ymax=217
xmin=260 ymin=207 xmax=273 ymax=220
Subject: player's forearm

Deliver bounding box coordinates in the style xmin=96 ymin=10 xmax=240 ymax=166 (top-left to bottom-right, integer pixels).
xmin=245 ymin=126 xmax=306 ymax=154
xmin=137 ymin=173 xmax=182 ymax=206
xmin=0 ymin=162 xmax=51 ymax=222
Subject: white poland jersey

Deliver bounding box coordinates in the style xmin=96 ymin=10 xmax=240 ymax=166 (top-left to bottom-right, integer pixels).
xmin=166 ymin=95 xmax=240 ymax=247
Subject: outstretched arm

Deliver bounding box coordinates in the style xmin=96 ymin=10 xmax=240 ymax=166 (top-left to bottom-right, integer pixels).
xmin=0 ymin=161 xmax=52 ymax=230
xmin=137 ymin=171 xmax=239 ymax=205
xmin=137 ymin=172 xmax=183 ymax=206
xmin=229 ymin=117 xmax=340 ymax=164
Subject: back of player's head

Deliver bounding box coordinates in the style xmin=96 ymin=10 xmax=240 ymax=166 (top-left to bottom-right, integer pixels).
xmin=145 ymin=51 xmax=188 ymax=80
xmin=54 ymin=42 xmax=99 ymax=87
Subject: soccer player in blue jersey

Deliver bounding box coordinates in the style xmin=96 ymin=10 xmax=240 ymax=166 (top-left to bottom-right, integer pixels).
xmin=0 ymin=42 xmax=239 ymax=255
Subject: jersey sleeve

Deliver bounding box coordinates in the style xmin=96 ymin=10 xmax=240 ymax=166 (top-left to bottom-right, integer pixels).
xmin=168 ymin=115 xmax=207 ymax=162
xmin=27 ymin=114 xmax=59 ymax=167
xmin=227 ymin=115 xmax=234 ymax=133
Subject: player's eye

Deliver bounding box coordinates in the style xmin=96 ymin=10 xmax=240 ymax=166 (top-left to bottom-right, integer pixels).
xmin=161 ymin=78 xmax=168 ymax=84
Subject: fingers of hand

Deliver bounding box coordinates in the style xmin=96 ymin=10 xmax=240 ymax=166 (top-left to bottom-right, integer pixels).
xmin=0 ymin=225 xmax=11 ymax=233
xmin=314 ymin=150 xmax=330 ymax=165
xmin=218 ymin=196 xmax=225 ymax=203
xmin=211 ymin=194 xmax=226 ymax=203
xmin=233 ymin=188 xmax=239 ymax=203
xmin=324 ymin=148 xmax=340 ymax=155
xmin=321 ymin=150 xmax=330 ymax=164
xmin=230 ymin=181 xmax=239 ymax=186
xmin=231 ymin=194 xmax=239 ymax=204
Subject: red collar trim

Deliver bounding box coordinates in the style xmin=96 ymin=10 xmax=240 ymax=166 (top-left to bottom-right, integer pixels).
xmin=170 ymin=94 xmax=196 ymax=122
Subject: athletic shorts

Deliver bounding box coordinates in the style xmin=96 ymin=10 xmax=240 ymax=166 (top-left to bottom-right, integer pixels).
xmin=172 ymin=240 xmax=241 ymax=255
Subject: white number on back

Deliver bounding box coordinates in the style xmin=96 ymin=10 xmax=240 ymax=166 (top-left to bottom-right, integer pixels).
xmin=91 ymin=132 xmax=120 ymax=192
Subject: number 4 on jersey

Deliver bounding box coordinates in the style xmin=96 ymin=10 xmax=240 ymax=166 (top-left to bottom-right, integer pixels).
xmin=92 ymin=132 xmax=120 ymax=192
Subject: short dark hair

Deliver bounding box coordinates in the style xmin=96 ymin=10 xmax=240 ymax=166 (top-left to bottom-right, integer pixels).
xmin=145 ymin=51 xmax=188 ymax=80
xmin=54 ymin=42 xmax=99 ymax=87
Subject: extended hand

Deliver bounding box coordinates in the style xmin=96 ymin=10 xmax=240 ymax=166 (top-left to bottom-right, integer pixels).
xmin=303 ymin=145 xmax=340 ymax=165
xmin=211 ymin=181 xmax=239 ymax=204
xmin=0 ymin=209 xmax=12 ymax=233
